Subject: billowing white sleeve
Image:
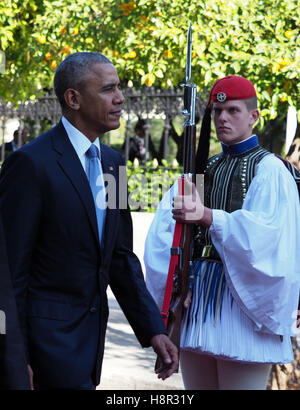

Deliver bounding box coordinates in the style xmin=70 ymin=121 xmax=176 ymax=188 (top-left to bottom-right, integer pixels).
xmin=144 ymin=183 xmax=177 ymax=310
xmin=210 ymin=154 xmax=300 ymax=336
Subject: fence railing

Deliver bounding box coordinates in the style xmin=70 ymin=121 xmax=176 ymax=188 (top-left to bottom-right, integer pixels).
xmin=0 ymin=87 xmax=207 ymax=163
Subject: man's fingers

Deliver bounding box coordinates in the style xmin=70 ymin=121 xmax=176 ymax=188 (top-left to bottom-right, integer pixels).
xmin=27 ymin=364 xmax=34 ymax=390
xmin=155 ymin=342 xmax=172 ymax=365
xmin=151 ymin=334 xmax=179 ymax=380
xmin=184 ymin=289 xmax=192 ymax=308
xmin=156 ymin=341 xmax=179 ymax=379
xmin=156 ymin=364 xmax=178 ymax=380
xmin=155 ymin=357 xmax=179 ymax=380
xmin=173 ymin=195 xmax=197 ymax=212
xmin=173 ymin=195 xmax=183 ymax=209
xmin=179 ymin=177 xmax=193 ymax=196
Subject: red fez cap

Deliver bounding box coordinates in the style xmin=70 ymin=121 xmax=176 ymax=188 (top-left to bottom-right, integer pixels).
xmin=207 ymin=75 xmax=256 ymax=107
xmin=196 ymin=76 xmax=256 ymax=175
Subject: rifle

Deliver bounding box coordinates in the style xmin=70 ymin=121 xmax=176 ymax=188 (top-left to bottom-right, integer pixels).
xmin=157 ymin=22 xmax=197 ymax=369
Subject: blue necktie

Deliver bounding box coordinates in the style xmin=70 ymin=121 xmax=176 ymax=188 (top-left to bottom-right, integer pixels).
xmin=86 ymin=144 xmax=106 ymax=244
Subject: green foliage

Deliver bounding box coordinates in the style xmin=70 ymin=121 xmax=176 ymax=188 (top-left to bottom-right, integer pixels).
xmin=127 ymin=160 xmax=181 ymax=212
xmin=0 ymin=0 xmax=299 ymax=124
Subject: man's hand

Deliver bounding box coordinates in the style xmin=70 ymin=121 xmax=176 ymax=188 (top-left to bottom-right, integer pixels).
xmin=27 ymin=364 xmax=34 ymax=390
xmin=150 ymin=334 xmax=179 ymax=380
xmin=172 ymin=179 xmax=204 ymax=222
xmin=184 ymin=289 xmax=192 ymax=309
xmin=172 ymin=179 xmax=212 ymax=228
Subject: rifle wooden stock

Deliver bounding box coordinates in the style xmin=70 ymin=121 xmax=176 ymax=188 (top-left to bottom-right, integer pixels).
xmin=167 ymin=124 xmax=196 ymax=350
xmin=155 ymin=124 xmax=196 ymax=373
xmin=167 ymin=222 xmax=193 ymax=349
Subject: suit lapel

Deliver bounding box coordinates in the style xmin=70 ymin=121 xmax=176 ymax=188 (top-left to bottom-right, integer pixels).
xmin=51 ymin=122 xmax=100 ymax=249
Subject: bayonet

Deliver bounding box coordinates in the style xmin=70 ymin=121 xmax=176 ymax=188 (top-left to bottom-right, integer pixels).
xmin=185 ymin=22 xmax=192 ymax=84
xmin=182 ymin=22 xmax=196 ymax=130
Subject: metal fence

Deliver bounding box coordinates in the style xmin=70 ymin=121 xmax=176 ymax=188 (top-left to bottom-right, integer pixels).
xmin=0 ymin=87 xmax=207 ymax=163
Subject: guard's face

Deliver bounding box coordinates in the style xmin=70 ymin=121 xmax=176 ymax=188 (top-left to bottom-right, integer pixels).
xmin=212 ymin=100 xmax=258 ymax=145
xmin=76 ymin=63 xmax=124 ymax=137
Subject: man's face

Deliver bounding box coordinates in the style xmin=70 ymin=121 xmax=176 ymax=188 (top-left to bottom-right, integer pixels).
xmin=76 ymin=63 xmax=124 ymax=137
xmin=212 ymin=100 xmax=258 ymax=145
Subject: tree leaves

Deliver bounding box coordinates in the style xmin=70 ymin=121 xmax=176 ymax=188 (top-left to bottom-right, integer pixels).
xmin=0 ymin=0 xmax=298 ymax=125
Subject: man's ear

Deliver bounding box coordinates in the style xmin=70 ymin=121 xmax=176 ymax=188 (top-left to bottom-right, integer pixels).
xmin=63 ymin=88 xmax=81 ymax=111
xmin=250 ymin=109 xmax=259 ymax=126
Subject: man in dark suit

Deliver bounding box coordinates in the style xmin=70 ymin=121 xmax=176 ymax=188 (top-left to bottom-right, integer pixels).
xmin=0 ymin=214 xmax=30 ymax=389
xmin=0 ymin=52 xmax=178 ymax=389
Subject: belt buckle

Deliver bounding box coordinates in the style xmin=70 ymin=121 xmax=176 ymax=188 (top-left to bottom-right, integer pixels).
xmin=202 ymin=245 xmax=212 ymax=258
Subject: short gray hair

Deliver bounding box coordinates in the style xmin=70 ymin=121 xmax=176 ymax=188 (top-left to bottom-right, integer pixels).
xmin=54 ymin=52 xmax=112 ymax=107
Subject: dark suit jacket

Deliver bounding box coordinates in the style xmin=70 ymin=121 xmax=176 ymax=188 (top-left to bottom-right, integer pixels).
xmin=0 ymin=215 xmax=30 ymax=389
xmin=0 ymin=121 xmax=166 ymax=389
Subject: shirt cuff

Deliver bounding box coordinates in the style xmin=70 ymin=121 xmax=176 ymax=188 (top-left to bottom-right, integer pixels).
xmin=209 ymin=209 xmax=227 ymax=240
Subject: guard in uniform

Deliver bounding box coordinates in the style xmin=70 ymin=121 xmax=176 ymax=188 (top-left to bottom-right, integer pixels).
xmin=145 ymin=76 xmax=300 ymax=390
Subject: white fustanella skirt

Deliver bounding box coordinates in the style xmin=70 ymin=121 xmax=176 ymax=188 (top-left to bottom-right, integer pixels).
xmin=180 ymin=260 xmax=294 ymax=364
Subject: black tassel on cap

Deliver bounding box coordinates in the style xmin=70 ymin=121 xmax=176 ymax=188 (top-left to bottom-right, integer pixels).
xmin=195 ymin=107 xmax=211 ymax=175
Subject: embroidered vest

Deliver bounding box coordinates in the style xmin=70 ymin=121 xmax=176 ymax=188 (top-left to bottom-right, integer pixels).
xmin=193 ymin=144 xmax=270 ymax=261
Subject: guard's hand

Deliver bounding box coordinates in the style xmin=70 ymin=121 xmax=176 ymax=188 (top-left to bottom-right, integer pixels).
xmin=172 ymin=179 xmax=204 ymax=223
xmin=150 ymin=334 xmax=179 ymax=380
xmin=184 ymin=289 xmax=193 ymax=309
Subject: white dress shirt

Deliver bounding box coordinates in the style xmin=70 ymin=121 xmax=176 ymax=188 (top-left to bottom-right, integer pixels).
xmin=61 ymin=116 xmax=102 ymax=175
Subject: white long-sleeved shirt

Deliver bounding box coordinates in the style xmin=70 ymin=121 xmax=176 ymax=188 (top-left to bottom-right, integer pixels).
xmin=144 ymin=154 xmax=300 ymax=337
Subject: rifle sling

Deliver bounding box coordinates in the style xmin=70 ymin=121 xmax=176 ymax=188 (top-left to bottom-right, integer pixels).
xmin=160 ymin=177 xmax=185 ymax=327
